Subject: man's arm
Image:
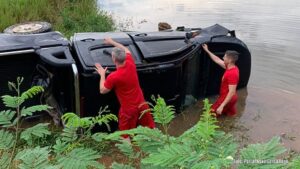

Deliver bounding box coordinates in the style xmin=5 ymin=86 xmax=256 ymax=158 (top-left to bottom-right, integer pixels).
xmin=216 ymin=85 xmax=237 ymax=114
xmin=104 ymin=37 xmax=130 ymax=54
xmin=95 ymin=63 xmax=111 ymax=94
xmin=202 ymin=44 xmax=225 ymax=69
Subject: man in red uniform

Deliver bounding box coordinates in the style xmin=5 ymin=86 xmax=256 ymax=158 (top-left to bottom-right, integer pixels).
xmin=95 ymin=37 xmax=155 ymax=138
xmin=202 ymin=44 xmax=240 ymax=116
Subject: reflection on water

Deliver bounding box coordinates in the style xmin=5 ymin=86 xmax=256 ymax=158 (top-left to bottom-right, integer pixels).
xmin=98 ymin=0 xmax=300 ymax=151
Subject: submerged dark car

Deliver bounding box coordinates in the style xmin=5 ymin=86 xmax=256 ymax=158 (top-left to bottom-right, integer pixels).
xmin=0 ymin=23 xmax=251 ymax=126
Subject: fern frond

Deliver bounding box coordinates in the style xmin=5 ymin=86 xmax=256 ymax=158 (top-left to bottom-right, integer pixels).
xmin=61 ymin=127 xmax=78 ymax=142
xmin=196 ymin=99 xmax=219 ymax=141
xmin=57 ymin=147 xmax=101 ymax=169
xmin=21 ymin=105 xmax=52 ymax=117
xmin=207 ymin=131 xmax=237 ymax=159
xmin=92 ymin=133 xmax=108 ymax=142
xmin=62 ymin=113 xmax=92 ymax=128
xmin=20 ymin=86 xmax=44 ymax=101
xmin=115 ymin=140 xmax=138 ymax=159
xmin=44 ymin=166 xmax=61 ymax=169
xmin=15 ymin=146 xmax=50 ymax=169
xmin=105 ymin=129 xmax=136 ymax=141
xmin=106 ymin=126 xmax=169 ymax=154
xmin=180 ymin=99 xmax=218 ymax=142
xmin=0 ymin=129 xmax=15 ymax=150
xmin=110 ymin=162 xmax=135 ymax=169
xmin=1 ymin=95 xmax=23 ymax=108
xmin=288 ymin=156 xmax=300 ymax=169
xmin=179 ymin=99 xmax=219 ymax=146
xmin=239 ymin=136 xmax=286 ymax=169
xmin=191 ymin=158 xmax=233 ymax=169
xmin=132 ymin=127 xmax=172 ymax=154
xmin=0 ymin=110 xmax=16 ymax=127
xmin=142 ymin=143 xmax=201 ymax=168
xmin=0 ymin=151 xmax=10 ymax=169
xmin=93 ymin=113 xmax=118 ymax=131
xmin=151 ymin=97 xmax=175 ymax=125
xmin=140 ymin=163 xmax=167 ymax=169
xmin=52 ymin=139 xmax=69 ymax=155
xmin=20 ymin=123 xmax=51 ymax=146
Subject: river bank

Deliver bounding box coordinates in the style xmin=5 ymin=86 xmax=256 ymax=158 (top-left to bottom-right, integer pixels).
xmin=0 ymin=0 xmax=115 ymax=37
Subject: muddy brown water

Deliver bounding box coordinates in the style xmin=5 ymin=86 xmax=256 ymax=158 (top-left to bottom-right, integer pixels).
xmin=99 ymin=0 xmax=300 ymax=152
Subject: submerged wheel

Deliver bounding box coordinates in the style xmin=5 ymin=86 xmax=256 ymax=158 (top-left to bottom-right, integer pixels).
xmin=3 ymin=21 xmax=52 ymax=34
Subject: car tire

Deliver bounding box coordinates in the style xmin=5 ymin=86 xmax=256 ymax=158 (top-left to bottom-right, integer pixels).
xmin=3 ymin=21 xmax=52 ymax=34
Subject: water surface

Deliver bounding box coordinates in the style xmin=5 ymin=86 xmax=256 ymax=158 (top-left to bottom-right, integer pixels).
xmin=98 ymin=0 xmax=300 ymax=151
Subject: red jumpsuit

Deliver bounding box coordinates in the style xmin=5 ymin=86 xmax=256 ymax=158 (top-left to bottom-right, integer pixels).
xmin=104 ymin=53 xmax=155 ymax=135
xmin=212 ymin=66 xmax=239 ymax=116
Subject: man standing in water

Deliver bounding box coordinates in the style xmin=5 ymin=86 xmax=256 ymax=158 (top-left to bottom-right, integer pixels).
xmin=202 ymin=44 xmax=240 ymax=116
xmin=95 ymin=37 xmax=155 ymax=139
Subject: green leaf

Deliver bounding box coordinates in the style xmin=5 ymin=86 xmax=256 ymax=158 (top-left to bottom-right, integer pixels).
xmin=62 ymin=112 xmax=92 ymax=128
xmin=61 ymin=127 xmax=78 ymax=142
xmin=239 ymin=136 xmax=286 ymax=169
xmin=180 ymin=99 xmax=218 ymax=142
xmin=52 ymin=139 xmax=69 ymax=155
xmin=20 ymin=123 xmax=51 ymax=145
xmin=142 ymin=143 xmax=201 ymax=168
xmin=150 ymin=97 xmax=175 ymax=125
xmin=92 ymin=132 xmax=108 ymax=142
xmin=110 ymin=162 xmax=135 ymax=169
xmin=20 ymin=86 xmax=44 ymax=101
xmin=207 ymin=132 xmax=237 ymax=159
xmin=106 ymin=126 xmax=169 ymax=154
xmin=191 ymin=158 xmax=233 ymax=169
xmin=44 ymin=166 xmax=61 ymax=169
xmin=62 ymin=111 xmax=117 ymax=131
xmin=0 ymin=129 xmax=15 ymax=150
xmin=196 ymin=99 xmax=219 ymax=140
xmin=288 ymin=156 xmax=300 ymax=169
xmin=115 ymin=140 xmax=137 ymax=159
xmin=93 ymin=113 xmax=118 ymax=131
xmin=1 ymin=95 xmax=23 ymax=108
xmin=0 ymin=110 xmax=16 ymax=127
xmin=0 ymin=151 xmax=10 ymax=169
xmin=15 ymin=146 xmax=50 ymax=169
xmin=21 ymin=105 xmax=51 ymax=117
xmin=57 ymin=147 xmax=101 ymax=169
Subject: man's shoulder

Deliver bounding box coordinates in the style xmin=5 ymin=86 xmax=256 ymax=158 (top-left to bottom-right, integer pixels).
xmin=125 ymin=52 xmax=135 ymax=63
xmin=225 ymin=67 xmax=239 ymax=77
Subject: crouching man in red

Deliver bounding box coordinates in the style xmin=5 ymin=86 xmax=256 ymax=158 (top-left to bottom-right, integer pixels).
xmin=95 ymin=37 xmax=155 ymax=140
xmin=202 ymin=44 xmax=240 ymax=116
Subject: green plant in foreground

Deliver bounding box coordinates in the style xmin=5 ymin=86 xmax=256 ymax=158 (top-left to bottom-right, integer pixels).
xmin=1 ymin=78 xmax=300 ymax=168
xmin=0 ymin=78 xmax=107 ymax=169
xmin=106 ymin=98 xmax=236 ymax=169
xmin=239 ymin=137 xmax=287 ymax=169
xmin=105 ymin=98 xmax=300 ymax=169
xmin=61 ymin=106 xmax=117 ymax=145
xmin=0 ymin=77 xmax=51 ymax=168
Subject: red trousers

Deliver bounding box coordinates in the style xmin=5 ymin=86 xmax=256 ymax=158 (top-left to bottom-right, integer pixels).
xmin=118 ymin=104 xmax=155 ymax=137
xmin=211 ymin=94 xmax=238 ymax=117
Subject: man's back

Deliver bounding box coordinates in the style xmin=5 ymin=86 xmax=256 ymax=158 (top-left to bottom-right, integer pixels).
xmin=104 ymin=53 xmax=145 ymax=109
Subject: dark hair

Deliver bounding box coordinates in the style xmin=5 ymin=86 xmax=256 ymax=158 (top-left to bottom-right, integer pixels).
xmin=225 ymin=50 xmax=239 ymax=62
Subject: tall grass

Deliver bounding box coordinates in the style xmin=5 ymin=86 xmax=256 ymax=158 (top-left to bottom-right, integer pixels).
xmin=0 ymin=0 xmax=115 ymax=37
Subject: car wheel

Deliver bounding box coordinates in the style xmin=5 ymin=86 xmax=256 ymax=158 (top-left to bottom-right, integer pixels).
xmin=3 ymin=21 xmax=52 ymax=34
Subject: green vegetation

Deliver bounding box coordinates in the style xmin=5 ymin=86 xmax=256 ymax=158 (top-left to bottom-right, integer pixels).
xmin=0 ymin=78 xmax=299 ymax=168
xmin=0 ymin=0 xmax=115 ymax=37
